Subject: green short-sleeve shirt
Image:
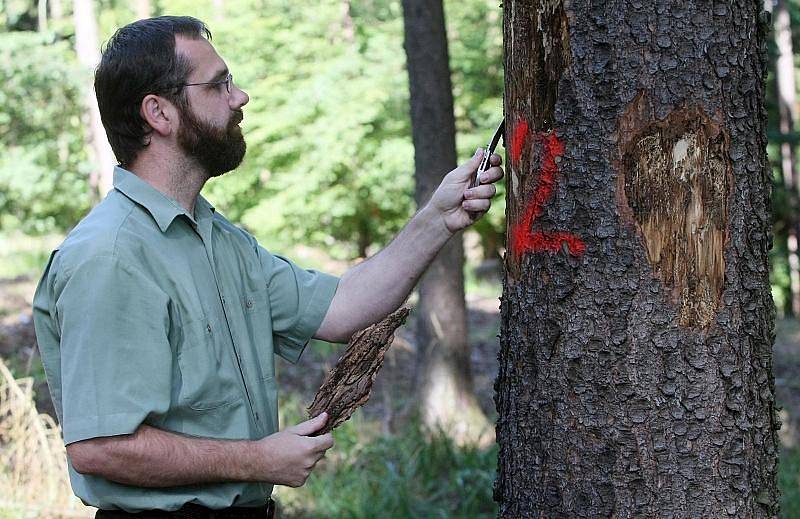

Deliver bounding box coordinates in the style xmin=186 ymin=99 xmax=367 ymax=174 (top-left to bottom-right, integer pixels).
xmin=32 ymin=167 xmax=339 ymax=511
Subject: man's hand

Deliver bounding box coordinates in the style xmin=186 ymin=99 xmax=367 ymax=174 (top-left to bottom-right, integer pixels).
xmin=427 ymin=148 xmax=504 ymax=234
xmin=252 ymin=412 xmax=334 ymax=487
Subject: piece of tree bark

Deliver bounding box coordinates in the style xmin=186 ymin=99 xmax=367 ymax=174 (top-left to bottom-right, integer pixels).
xmin=401 ymin=0 xmax=490 ymax=443
xmin=307 ymin=308 xmax=410 ymax=436
xmin=496 ymin=0 xmax=779 ymax=517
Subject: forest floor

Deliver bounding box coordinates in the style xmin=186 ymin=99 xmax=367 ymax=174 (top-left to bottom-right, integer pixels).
xmin=2 ymin=271 xmax=800 ymax=515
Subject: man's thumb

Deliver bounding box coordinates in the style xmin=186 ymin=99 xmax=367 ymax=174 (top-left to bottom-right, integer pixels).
xmin=290 ymin=412 xmax=328 ymax=436
xmin=471 ymin=147 xmax=485 ymax=165
xmin=452 ymin=148 xmax=484 ymax=182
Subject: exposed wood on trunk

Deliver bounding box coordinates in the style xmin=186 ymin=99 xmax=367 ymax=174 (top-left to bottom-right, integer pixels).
xmin=73 ymin=0 xmax=115 ymax=198
xmin=307 ymin=308 xmax=410 ymax=435
xmin=496 ymin=0 xmax=779 ymax=516
xmin=617 ymin=99 xmax=730 ymax=329
xmin=401 ymin=0 xmax=489 ymax=442
xmin=774 ymin=0 xmax=800 ymax=317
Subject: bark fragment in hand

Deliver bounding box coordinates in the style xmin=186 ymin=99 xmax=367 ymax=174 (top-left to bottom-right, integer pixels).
xmin=307 ymin=308 xmax=411 ymax=435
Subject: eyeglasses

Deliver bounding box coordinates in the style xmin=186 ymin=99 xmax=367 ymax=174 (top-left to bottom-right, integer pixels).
xmin=162 ymin=73 xmax=233 ymax=94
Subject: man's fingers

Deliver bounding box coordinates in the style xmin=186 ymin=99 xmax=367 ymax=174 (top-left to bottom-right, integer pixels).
xmin=315 ymin=432 xmax=334 ymax=451
xmin=477 ymin=165 xmax=504 ymax=185
xmin=287 ymin=412 xmax=328 ymax=436
xmin=489 ymin=153 xmax=502 ymax=166
xmin=462 ymin=199 xmax=491 ymax=213
xmin=464 ymin=184 xmax=497 ymax=200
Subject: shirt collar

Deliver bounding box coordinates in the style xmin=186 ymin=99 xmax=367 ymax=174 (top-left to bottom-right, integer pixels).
xmin=113 ymin=166 xmax=216 ymax=233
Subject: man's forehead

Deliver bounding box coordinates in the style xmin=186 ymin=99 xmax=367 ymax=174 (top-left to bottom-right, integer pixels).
xmin=175 ymin=36 xmax=225 ymax=79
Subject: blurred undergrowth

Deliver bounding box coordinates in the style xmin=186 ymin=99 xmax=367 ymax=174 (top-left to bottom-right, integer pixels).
xmin=276 ymin=393 xmax=497 ymax=518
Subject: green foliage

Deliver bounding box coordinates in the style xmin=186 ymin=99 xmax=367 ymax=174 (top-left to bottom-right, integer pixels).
xmin=1 ymin=0 xmax=505 ymax=258
xmin=780 ymin=447 xmax=800 ymax=517
xmin=277 ymin=396 xmax=497 ymax=518
xmin=183 ymin=0 xmax=418 ymax=258
xmin=0 ymin=31 xmax=92 ymax=234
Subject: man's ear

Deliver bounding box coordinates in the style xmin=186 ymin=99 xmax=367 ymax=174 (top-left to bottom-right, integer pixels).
xmin=140 ymin=94 xmax=176 ymax=137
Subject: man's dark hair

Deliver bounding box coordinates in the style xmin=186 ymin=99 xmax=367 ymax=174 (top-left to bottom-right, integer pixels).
xmin=94 ymin=16 xmax=212 ymax=167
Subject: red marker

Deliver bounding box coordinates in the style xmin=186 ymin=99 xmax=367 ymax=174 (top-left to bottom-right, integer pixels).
xmin=509 ymin=126 xmax=585 ymax=258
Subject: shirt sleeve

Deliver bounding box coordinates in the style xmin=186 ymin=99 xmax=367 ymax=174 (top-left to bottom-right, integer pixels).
xmin=53 ymin=255 xmax=173 ymax=445
xmin=258 ymin=248 xmax=339 ymax=364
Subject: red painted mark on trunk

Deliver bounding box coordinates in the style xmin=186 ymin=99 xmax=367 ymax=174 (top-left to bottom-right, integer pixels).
xmin=510 ymin=120 xmax=529 ymax=165
xmin=510 ymin=129 xmax=585 ymax=258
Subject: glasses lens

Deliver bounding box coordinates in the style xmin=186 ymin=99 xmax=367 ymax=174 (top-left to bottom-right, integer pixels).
xmin=226 ymin=74 xmax=232 ymax=94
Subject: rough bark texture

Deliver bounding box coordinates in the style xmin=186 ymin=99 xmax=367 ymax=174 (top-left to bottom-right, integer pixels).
xmin=496 ymin=0 xmax=779 ymax=517
xmin=308 ymin=308 xmax=410 ymax=435
xmin=401 ymin=0 xmax=488 ymax=439
xmin=774 ymin=0 xmax=800 ymax=317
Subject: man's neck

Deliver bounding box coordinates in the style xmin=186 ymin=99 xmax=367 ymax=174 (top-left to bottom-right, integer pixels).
xmin=128 ymin=152 xmax=208 ymax=215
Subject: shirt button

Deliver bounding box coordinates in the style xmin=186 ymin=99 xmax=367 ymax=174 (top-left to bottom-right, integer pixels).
xmin=206 ymin=324 xmax=212 ymax=334
xmin=221 ymin=296 xmax=226 ymax=305
xmin=245 ymin=299 xmax=254 ymax=309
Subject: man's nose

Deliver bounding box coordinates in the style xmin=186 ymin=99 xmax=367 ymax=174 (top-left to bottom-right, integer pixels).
xmin=230 ymin=84 xmax=249 ymax=109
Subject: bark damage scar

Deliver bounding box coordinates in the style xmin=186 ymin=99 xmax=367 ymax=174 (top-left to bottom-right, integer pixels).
xmin=530 ymin=0 xmax=570 ymax=132
xmin=616 ymin=95 xmax=731 ymax=329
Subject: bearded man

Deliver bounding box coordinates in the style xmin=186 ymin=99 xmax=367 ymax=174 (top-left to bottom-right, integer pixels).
xmin=32 ymin=15 xmax=503 ymax=517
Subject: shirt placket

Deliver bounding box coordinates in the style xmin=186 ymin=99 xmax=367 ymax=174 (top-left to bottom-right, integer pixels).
xmin=194 ymin=220 xmax=261 ymax=430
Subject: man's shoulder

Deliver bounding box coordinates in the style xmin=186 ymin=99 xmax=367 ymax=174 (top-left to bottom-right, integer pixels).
xmin=212 ymin=211 xmax=260 ymax=250
xmin=52 ymin=190 xmax=150 ymax=279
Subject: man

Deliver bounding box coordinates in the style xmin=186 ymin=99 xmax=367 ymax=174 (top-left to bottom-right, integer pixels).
xmin=32 ymin=15 xmax=503 ymax=516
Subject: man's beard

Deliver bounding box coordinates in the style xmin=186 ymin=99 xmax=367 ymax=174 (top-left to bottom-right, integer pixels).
xmin=176 ymin=105 xmax=246 ymax=178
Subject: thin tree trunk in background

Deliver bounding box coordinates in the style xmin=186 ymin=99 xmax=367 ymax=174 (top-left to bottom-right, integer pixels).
xmin=136 ymin=0 xmax=151 ymax=20
xmin=37 ymin=0 xmax=47 ymax=32
xmin=496 ymin=0 xmax=779 ymax=516
xmin=341 ymin=0 xmax=354 ymax=44
xmin=775 ymin=0 xmax=800 ymax=317
xmin=212 ymin=0 xmax=225 ymax=22
xmin=401 ymin=0 xmax=490 ymax=443
xmin=49 ymin=0 xmax=62 ymax=23
xmin=73 ymin=0 xmax=115 ymax=199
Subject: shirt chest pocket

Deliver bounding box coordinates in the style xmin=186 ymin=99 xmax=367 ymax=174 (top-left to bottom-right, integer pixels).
xmin=241 ymin=287 xmax=276 ymax=381
xmin=177 ymin=316 xmax=243 ymax=411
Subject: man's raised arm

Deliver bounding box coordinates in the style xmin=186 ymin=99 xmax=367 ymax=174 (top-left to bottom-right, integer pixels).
xmin=314 ymin=149 xmax=503 ymax=343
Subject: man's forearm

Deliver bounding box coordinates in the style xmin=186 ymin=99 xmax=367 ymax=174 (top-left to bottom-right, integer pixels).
xmin=319 ymin=204 xmax=452 ymax=341
xmin=69 ymin=424 xmax=257 ymax=487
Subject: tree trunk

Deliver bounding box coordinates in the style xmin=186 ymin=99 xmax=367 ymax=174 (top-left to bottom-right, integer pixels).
xmin=136 ymin=0 xmax=151 ymax=20
xmin=340 ymin=0 xmax=354 ymax=44
xmin=774 ymin=0 xmax=800 ymax=318
xmin=495 ymin=1 xmax=779 ymax=517
xmin=401 ymin=0 xmax=489 ymax=442
xmin=37 ymin=0 xmax=47 ymax=33
xmin=73 ymin=0 xmax=115 ymax=198
xmin=49 ymin=0 xmax=62 ymax=23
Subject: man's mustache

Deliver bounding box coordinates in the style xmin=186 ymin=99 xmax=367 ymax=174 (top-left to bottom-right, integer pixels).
xmin=230 ymin=110 xmax=244 ymax=126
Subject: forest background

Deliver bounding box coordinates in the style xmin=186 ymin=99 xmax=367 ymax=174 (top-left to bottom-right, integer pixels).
xmin=0 ymin=0 xmax=799 ymax=517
